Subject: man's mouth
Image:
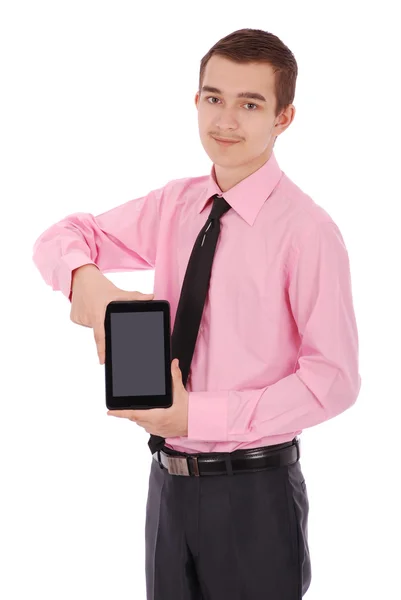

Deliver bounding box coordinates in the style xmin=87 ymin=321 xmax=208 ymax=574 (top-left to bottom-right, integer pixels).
xmin=212 ymin=136 xmax=240 ymax=146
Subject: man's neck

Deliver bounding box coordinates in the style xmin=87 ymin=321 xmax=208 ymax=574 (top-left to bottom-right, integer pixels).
xmin=213 ymin=151 xmax=272 ymax=193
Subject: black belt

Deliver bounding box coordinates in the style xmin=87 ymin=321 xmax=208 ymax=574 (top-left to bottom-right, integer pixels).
xmin=152 ymin=437 xmax=300 ymax=477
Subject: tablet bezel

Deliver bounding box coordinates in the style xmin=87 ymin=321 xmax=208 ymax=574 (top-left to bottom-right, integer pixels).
xmin=104 ymin=299 xmax=172 ymax=410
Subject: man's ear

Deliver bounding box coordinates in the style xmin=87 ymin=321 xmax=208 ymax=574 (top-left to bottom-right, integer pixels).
xmin=194 ymin=92 xmax=199 ymax=109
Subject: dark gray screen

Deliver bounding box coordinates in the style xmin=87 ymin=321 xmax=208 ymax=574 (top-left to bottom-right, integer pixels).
xmin=110 ymin=311 xmax=166 ymax=397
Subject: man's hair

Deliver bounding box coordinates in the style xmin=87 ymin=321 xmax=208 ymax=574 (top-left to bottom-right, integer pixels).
xmin=199 ymin=28 xmax=298 ymax=119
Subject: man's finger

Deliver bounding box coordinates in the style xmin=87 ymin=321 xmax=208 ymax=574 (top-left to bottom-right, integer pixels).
xmin=107 ymin=410 xmax=138 ymax=420
xmin=93 ymin=323 xmax=105 ymax=364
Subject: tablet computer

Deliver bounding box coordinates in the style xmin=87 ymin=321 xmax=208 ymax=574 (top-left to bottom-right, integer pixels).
xmin=104 ymin=300 xmax=172 ymax=411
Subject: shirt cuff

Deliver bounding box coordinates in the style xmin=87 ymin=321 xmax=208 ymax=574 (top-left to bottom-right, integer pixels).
xmin=187 ymin=391 xmax=229 ymax=441
xmin=57 ymin=253 xmax=97 ymax=300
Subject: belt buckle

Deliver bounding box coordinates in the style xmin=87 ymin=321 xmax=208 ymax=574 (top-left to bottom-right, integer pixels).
xmin=166 ymin=455 xmax=200 ymax=476
xmin=167 ymin=456 xmax=190 ymax=476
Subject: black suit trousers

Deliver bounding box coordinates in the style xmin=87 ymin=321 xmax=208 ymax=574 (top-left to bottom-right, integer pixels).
xmin=145 ymin=447 xmax=312 ymax=599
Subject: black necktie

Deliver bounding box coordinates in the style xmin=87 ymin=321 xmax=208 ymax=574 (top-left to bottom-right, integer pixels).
xmin=148 ymin=194 xmax=232 ymax=454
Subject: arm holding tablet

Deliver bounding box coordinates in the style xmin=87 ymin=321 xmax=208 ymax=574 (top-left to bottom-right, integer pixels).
xmin=32 ymin=186 xmax=166 ymax=362
xmin=32 ymin=184 xmax=189 ymax=436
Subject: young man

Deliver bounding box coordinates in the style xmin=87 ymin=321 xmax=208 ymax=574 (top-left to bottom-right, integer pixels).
xmin=32 ymin=28 xmax=361 ymax=599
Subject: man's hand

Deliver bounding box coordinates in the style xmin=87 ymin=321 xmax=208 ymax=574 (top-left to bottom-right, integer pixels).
xmin=70 ymin=264 xmax=154 ymax=365
xmin=107 ymin=359 xmax=189 ymax=438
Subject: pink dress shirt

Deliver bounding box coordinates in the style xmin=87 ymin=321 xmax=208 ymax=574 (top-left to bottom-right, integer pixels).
xmin=32 ymin=151 xmax=361 ymax=454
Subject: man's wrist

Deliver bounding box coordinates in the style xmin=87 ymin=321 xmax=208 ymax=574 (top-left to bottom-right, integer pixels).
xmin=71 ymin=263 xmax=100 ymax=287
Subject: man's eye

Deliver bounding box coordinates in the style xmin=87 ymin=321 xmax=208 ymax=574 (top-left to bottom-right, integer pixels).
xmin=206 ymin=97 xmax=258 ymax=110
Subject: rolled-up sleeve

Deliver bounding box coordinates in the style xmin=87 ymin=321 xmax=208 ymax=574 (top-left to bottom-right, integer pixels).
xmin=32 ymin=184 xmax=169 ymax=301
xmin=187 ymin=220 xmax=362 ymax=442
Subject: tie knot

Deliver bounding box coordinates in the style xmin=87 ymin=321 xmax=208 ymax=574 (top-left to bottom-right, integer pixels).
xmin=209 ymin=194 xmax=231 ymax=220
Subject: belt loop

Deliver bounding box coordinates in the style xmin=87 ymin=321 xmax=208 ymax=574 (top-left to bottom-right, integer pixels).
xmin=224 ymin=453 xmax=234 ymax=476
xmin=295 ymin=437 xmax=301 ymax=461
xmin=191 ymin=455 xmax=200 ymax=477
xmin=157 ymin=449 xmax=163 ymax=468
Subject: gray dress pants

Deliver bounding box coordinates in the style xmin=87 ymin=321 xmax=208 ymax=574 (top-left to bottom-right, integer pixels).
xmin=145 ymin=445 xmax=311 ymax=599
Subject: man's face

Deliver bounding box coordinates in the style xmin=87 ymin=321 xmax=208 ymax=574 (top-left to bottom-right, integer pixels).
xmin=195 ymin=56 xmax=293 ymax=176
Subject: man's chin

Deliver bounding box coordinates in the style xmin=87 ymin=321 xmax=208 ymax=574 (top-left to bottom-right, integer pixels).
xmin=207 ymin=145 xmax=243 ymax=160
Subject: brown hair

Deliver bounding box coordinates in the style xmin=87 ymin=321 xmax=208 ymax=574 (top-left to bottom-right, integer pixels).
xmin=199 ymin=28 xmax=298 ymax=119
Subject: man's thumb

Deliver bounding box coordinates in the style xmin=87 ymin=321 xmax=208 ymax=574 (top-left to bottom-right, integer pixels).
xmin=123 ymin=291 xmax=154 ymax=301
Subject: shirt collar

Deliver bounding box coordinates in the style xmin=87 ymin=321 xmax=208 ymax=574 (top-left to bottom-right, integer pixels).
xmin=197 ymin=151 xmax=283 ymax=226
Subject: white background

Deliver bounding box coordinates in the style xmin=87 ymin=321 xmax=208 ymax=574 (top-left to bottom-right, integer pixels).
xmin=1 ymin=1 xmax=400 ymax=598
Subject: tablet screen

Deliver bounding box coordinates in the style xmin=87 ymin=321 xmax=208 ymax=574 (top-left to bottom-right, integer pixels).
xmin=110 ymin=310 xmax=166 ymax=397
